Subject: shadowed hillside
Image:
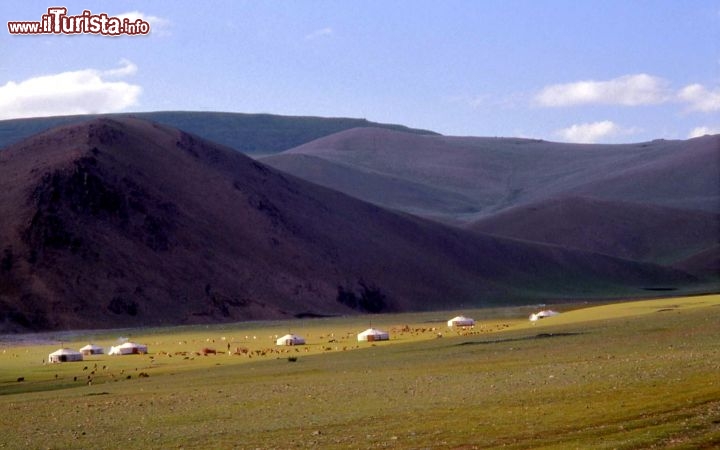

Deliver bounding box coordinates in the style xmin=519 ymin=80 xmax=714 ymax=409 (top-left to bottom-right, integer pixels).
xmin=673 ymin=246 xmax=720 ymax=280
xmin=468 ymin=196 xmax=719 ymax=265
xmin=261 ymin=153 xmax=478 ymax=219
xmin=0 ymin=119 xmax=699 ymax=332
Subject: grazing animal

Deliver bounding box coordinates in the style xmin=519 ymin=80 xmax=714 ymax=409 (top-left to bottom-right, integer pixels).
xmin=16 ymin=377 xmax=24 ymax=382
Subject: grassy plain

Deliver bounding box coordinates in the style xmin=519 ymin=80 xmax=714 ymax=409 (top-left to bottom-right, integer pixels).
xmin=1 ymin=295 xmax=719 ymax=449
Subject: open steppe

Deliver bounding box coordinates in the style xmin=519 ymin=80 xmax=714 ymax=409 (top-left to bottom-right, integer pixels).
xmin=2 ymin=294 xmax=719 ymax=449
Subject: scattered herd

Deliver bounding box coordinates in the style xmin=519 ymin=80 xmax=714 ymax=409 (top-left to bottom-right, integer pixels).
xmin=21 ymin=311 xmax=558 ymax=386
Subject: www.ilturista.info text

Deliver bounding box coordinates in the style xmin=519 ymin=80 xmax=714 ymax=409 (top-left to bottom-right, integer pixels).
xmin=8 ymin=7 xmax=150 ymax=36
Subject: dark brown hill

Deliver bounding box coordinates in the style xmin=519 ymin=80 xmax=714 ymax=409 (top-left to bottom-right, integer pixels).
xmin=468 ymin=196 xmax=720 ymax=265
xmin=0 ymin=119 xmax=699 ymax=332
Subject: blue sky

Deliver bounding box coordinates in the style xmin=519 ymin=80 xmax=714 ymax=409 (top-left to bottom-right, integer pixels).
xmin=1 ymin=1 xmax=718 ymax=142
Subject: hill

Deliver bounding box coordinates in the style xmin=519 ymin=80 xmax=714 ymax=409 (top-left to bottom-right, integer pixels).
xmin=672 ymin=246 xmax=720 ymax=280
xmin=260 ymin=153 xmax=478 ymax=219
xmin=262 ymin=128 xmax=720 ymax=222
xmin=468 ymin=196 xmax=719 ymax=265
xmin=572 ymin=134 xmax=720 ymax=212
xmin=0 ymin=118 xmax=698 ymax=332
xmin=0 ymin=111 xmax=438 ymax=155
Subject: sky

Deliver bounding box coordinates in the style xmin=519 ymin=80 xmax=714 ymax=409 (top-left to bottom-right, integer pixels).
xmin=1 ymin=1 xmax=719 ymax=143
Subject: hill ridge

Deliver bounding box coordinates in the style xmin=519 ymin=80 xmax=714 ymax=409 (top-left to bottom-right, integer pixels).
xmin=264 ymin=128 xmax=719 ymax=221
xmin=0 ymin=111 xmax=439 ymax=155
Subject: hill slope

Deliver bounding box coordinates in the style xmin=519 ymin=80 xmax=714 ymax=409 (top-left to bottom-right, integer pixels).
xmin=262 ymin=128 xmax=720 ymax=222
xmin=261 ymin=153 xmax=478 ymax=219
xmin=0 ymin=111 xmax=438 ymax=155
xmin=468 ymin=196 xmax=719 ymax=265
xmin=0 ymin=119 xmax=698 ymax=331
xmin=672 ymin=246 xmax=720 ymax=280
xmin=572 ymin=135 xmax=720 ymax=212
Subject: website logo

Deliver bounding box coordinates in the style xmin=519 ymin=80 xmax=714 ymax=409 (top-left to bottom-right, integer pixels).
xmin=8 ymin=7 xmax=150 ymax=36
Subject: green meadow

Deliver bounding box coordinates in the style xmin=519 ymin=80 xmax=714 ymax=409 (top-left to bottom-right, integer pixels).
xmin=1 ymin=295 xmax=719 ymax=449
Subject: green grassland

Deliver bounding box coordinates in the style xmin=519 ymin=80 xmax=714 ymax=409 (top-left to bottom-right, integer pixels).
xmin=1 ymin=295 xmax=719 ymax=449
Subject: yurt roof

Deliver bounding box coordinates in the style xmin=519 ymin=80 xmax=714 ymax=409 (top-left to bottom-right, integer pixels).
xmin=79 ymin=344 xmax=103 ymax=351
xmin=450 ymin=315 xmax=473 ymax=321
xmin=49 ymin=348 xmax=82 ymax=356
xmin=359 ymin=328 xmax=387 ymax=335
xmin=530 ymin=310 xmax=560 ymax=321
xmin=278 ymin=334 xmax=303 ymax=339
xmin=118 ymin=341 xmax=145 ymax=348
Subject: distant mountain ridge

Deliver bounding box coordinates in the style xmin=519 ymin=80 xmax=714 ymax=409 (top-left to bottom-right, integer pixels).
xmin=262 ymin=127 xmax=720 ymax=221
xmin=0 ymin=111 xmax=439 ymax=155
xmin=0 ymin=118 xmax=701 ymax=332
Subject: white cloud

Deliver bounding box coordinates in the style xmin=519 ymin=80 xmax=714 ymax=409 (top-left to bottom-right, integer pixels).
xmin=0 ymin=60 xmax=141 ymax=120
xmin=535 ymin=74 xmax=720 ymax=115
xmin=535 ymin=74 xmax=671 ymax=107
xmin=116 ymin=11 xmax=171 ymax=36
xmin=677 ymin=84 xmax=720 ymax=112
xmin=688 ymin=125 xmax=720 ymax=138
xmin=555 ymin=120 xmax=639 ymax=143
xmin=102 ymin=58 xmax=138 ymax=77
xmin=305 ymin=27 xmax=333 ymax=40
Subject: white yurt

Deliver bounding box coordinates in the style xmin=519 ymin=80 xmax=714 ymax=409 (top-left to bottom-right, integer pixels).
xmin=108 ymin=342 xmax=148 ymax=355
xmin=447 ymin=315 xmax=475 ymax=327
xmin=48 ymin=348 xmax=83 ymax=363
xmin=529 ymin=310 xmax=560 ymax=321
xmin=276 ymin=334 xmax=306 ymax=346
xmin=79 ymin=344 xmax=104 ymax=355
xmin=357 ymin=328 xmax=389 ymax=342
